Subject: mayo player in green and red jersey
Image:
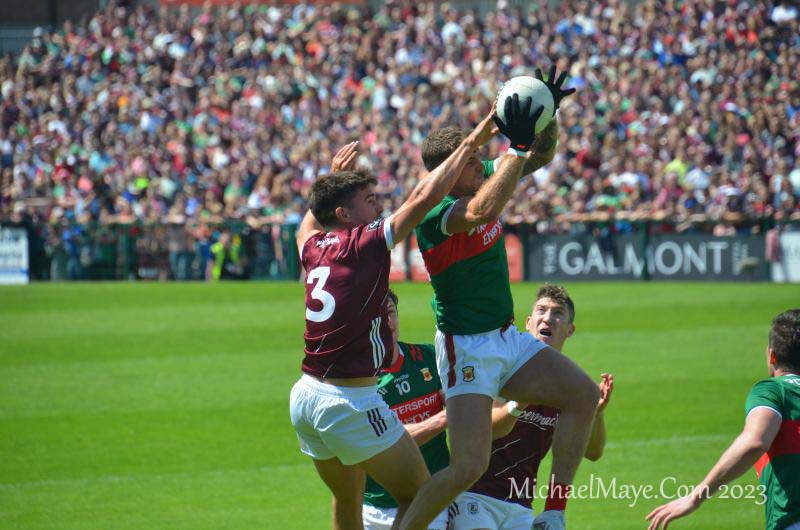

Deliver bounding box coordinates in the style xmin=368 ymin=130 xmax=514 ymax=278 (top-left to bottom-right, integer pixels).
xmin=365 ymin=290 xmax=541 ymax=530
xmin=450 ymin=284 xmax=614 ymax=530
xmin=362 ymin=289 xmax=450 ymax=530
xmin=647 ymin=309 xmax=800 ymax=530
xmin=401 ymin=68 xmax=600 ymax=530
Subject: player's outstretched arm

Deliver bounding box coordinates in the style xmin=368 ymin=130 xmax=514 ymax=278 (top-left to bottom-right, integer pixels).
xmin=443 ymin=95 xmax=543 ymax=235
xmin=296 ymin=210 xmax=324 ymax=254
xmin=585 ymin=373 xmax=613 ymax=461
xmin=490 ymin=400 xmax=526 ymax=439
xmin=296 ymin=141 xmax=359 ymax=251
xmin=389 ymin=104 xmax=498 ymax=243
xmin=404 ymin=409 xmax=447 ymax=447
xmin=523 ymin=119 xmax=559 ymax=176
xmin=645 ymin=407 xmax=781 ymax=530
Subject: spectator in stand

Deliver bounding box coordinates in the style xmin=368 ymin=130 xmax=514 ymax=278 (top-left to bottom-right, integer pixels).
xmin=0 ymin=0 xmax=797 ymax=244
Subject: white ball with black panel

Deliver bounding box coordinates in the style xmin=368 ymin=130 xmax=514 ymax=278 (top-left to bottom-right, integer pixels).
xmin=495 ymin=76 xmax=555 ymax=134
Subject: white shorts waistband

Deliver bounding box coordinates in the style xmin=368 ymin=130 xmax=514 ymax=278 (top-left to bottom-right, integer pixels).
xmin=298 ymin=373 xmax=379 ymax=399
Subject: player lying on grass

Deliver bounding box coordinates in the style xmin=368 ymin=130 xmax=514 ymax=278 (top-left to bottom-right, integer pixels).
xmin=289 ymin=105 xmax=498 ymax=530
xmin=400 ymin=66 xmax=599 ymax=530
xmin=450 ymin=284 xmax=614 ymax=530
xmin=647 ymin=308 xmax=800 ymax=530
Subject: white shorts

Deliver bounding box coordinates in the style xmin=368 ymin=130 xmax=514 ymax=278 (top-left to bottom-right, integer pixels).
xmin=362 ymin=504 xmax=449 ymax=530
xmin=450 ymin=492 xmax=533 ymax=530
xmin=289 ymin=374 xmax=404 ymax=465
xmin=435 ymin=326 xmax=547 ymax=399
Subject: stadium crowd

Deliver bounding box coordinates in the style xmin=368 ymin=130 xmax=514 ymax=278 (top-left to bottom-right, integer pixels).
xmin=1 ymin=0 xmax=799 ymax=278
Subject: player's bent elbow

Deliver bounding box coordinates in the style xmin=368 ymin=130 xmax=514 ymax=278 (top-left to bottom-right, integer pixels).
xmin=540 ymin=149 xmax=556 ymax=166
xmin=465 ymin=205 xmax=500 ymax=226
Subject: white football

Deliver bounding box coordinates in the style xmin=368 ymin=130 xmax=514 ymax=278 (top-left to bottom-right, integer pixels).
xmin=495 ymin=76 xmax=555 ymax=134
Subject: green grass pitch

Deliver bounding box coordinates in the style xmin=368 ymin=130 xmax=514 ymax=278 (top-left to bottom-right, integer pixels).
xmin=1 ymin=281 xmax=799 ymax=529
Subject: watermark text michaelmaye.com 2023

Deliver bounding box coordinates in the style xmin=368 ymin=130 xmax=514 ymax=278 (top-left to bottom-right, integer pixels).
xmin=509 ymin=475 xmax=766 ymax=508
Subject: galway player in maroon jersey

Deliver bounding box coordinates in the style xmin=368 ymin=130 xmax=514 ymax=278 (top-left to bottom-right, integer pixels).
xmin=289 ymin=105 xmax=499 ymax=530
xmin=450 ymin=285 xmax=614 ymax=530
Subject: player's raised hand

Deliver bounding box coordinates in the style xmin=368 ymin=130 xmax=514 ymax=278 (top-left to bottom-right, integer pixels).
xmin=468 ymin=100 xmax=499 ymax=147
xmin=493 ymin=93 xmax=544 ymax=151
xmin=330 ymin=141 xmax=358 ymax=172
xmin=646 ymin=493 xmax=702 ymax=530
xmin=597 ymin=373 xmax=614 ymax=412
xmin=535 ymin=64 xmax=576 ymax=114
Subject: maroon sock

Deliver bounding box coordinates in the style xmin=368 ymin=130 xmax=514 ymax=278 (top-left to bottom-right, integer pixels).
xmin=544 ymin=481 xmax=572 ymax=512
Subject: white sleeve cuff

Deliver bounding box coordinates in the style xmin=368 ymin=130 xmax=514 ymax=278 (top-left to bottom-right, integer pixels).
xmin=440 ymin=202 xmax=457 ymax=236
xmin=747 ymin=405 xmax=782 ymax=420
xmin=384 ymin=215 xmax=395 ymax=250
xmin=492 ymin=157 xmax=502 ymax=173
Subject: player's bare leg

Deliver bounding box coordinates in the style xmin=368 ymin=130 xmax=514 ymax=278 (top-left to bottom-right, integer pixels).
xmin=500 ymin=346 xmax=599 ymax=489
xmin=359 ymin=430 xmax=431 ymax=530
xmin=313 ymin=457 xmax=366 ymax=530
xmin=397 ymin=394 xmax=493 ymax=530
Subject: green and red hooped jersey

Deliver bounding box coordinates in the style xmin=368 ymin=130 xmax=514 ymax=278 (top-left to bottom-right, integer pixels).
xmin=363 ymin=342 xmax=449 ymax=509
xmin=745 ymin=374 xmax=800 ymax=530
xmin=414 ymin=160 xmax=514 ymax=335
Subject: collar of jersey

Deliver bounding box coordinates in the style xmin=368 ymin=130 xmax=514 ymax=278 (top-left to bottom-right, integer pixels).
xmin=383 ymin=350 xmax=405 ymax=374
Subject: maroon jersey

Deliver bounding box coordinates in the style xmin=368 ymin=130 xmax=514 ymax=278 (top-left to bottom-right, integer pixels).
xmin=300 ymin=217 xmax=394 ymax=378
xmin=469 ymin=405 xmax=560 ymax=508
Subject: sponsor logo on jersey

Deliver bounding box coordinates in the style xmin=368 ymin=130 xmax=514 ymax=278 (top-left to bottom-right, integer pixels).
xmin=367 ymin=218 xmax=383 ymax=231
xmin=518 ymin=409 xmax=560 ymax=430
xmin=462 ymin=366 xmax=475 ymax=382
xmin=315 ymin=235 xmax=340 ymax=248
xmin=467 ymin=501 xmax=479 ymax=515
xmin=391 ymin=391 xmax=443 ymax=424
xmin=420 ymin=367 xmax=432 ymax=381
xmin=482 ymin=220 xmax=502 ymax=247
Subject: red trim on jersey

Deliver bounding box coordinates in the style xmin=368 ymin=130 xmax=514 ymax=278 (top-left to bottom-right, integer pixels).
xmin=384 ymin=350 xmax=405 ymax=373
xmin=422 ymin=220 xmax=503 ymax=277
xmin=754 ymin=419 xmax=800 ymax=478
xmin=408 ymin=344 xmax=423 ymax=362
xmin=446 ymin=334 xmax=457 ymax=389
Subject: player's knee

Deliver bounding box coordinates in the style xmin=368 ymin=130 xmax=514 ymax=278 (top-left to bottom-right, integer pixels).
xmin=389 ymin=473 xmax=429 ymax=505
xmin=450 ymin=455 xmax=489 ymax=489
xmin=575 ymin=373 xmax=600 ymax=412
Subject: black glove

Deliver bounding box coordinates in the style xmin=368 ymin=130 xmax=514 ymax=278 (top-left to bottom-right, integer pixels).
xmin=493 ymin=93 xmax=544 ymax=151
xmin=535 ymin=64 xmax=576 ymax=115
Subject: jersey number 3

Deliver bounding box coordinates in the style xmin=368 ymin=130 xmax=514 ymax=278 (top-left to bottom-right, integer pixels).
xmin=306 ymin=266 xmax=336 ymax=322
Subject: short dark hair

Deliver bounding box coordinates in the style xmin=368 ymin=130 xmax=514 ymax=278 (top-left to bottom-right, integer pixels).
xmin=535 ymin=284 xmax=575 ymax=323
xmin=309 ymin=170 xmax=377 ymax=227
xmin=387 ymin=289 xmax=398 ymax=309
xmin=770 ymin=309 xmax=800 ymax=372
xmin=421 ymin=127 xmax=469 ymax=171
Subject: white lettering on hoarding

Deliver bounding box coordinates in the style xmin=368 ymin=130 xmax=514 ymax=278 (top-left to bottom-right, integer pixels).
xmin=549 ymin=238 xmax=743 ymax=278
